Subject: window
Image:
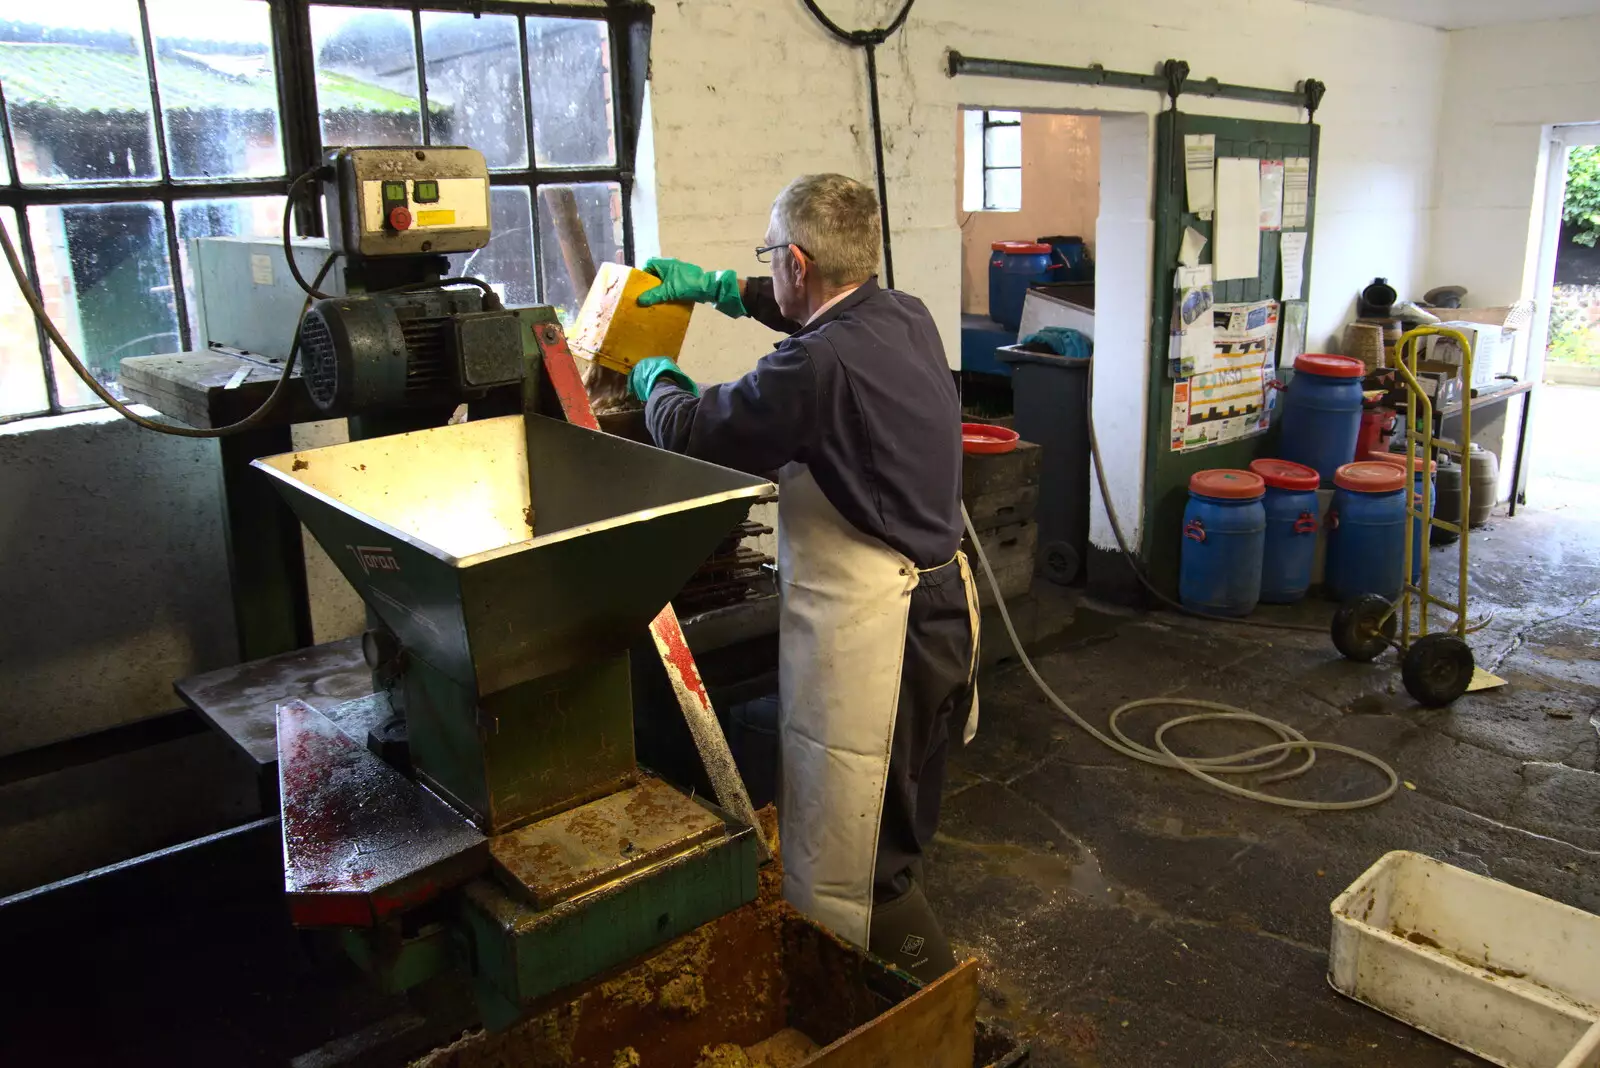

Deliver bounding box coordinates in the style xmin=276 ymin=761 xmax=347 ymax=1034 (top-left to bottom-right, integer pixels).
xmin=961 ymin=109 xmax=1022 ymax=214
xmin=0 ymin=0 xmax=640 ymax=422
xmin=981 ymin=111 xmax=1022 ymax=211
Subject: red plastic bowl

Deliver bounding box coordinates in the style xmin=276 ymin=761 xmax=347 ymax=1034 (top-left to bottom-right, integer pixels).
xmin=962 ymin=422 xmax=1020 ymax=455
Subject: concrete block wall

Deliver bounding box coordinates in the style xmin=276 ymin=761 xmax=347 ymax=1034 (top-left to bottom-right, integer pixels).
xmin=1428 ymin=14 xmax=1600 ymax=305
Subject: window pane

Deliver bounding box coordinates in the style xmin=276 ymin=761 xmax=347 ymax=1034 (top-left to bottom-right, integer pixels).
xmin=148 ymin=0 xmax=284 ymax=178
xmin=985 ymin=124 xmax=1021 ymax=169
xmin=0 ymin=209 xmax=49 ymax=417
xmin=176 ymin=196 xmax=285 ymax=343
xmin=421 ymin=12 xmax=527 ymax=171
xmin=526 ymin=17 xmax=615 ymax=168
xmin=28 ymin=202 xmax=178 ymax=406
xmin=311 ymin=6 xmax=423 ymax=148
xmin=985 ymin=168 xmax=1021 ymax=212
xmin=536 ymin=182 xmax=621 ymax=323
xmin=448 ymin=186 xmax=535 ymax=306
xmin=0 ymin=4 xmax=159 ymax=183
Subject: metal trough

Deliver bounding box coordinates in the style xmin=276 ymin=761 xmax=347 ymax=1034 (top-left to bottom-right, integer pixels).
xmin=254 ymin=414 xmax=775 ymax=695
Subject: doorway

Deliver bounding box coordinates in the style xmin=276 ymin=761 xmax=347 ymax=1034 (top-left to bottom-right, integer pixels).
xmin=953 ymin=106 xmax=1154 ymax=591
xmin=1524 ymin=123 xmax=1600 ymax=514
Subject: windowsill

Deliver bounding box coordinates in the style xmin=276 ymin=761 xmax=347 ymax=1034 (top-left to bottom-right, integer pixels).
xmin=0 ymin=404 xmax=155 ymax=438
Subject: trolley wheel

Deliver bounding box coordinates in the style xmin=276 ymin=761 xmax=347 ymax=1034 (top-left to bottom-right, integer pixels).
xmin=1402 ymin=634 xmax=1476 ymax=708
xmin=1331 ymin=595 xmax=1397 ymax=662
xmin=1043 ymin=540 xmax=1081 ymax=585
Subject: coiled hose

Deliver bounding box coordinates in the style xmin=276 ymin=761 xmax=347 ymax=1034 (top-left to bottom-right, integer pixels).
xmin=959 ymin=383 xmax=1399 ymax=810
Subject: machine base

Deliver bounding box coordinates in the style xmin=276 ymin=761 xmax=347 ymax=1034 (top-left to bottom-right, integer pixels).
xmin=463 ymin=810 xmax=759 ymax=1031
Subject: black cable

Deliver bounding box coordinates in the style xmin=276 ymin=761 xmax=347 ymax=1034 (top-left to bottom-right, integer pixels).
xmin=0 ymin=218 xmax=338 ymax=439
xmin=798 ymin=0 xmax=915 ymax=290
xmin=283 ymin=166 xmax=336 ymax=300
xmin=392 ymin=275 xmax=503 ymax=309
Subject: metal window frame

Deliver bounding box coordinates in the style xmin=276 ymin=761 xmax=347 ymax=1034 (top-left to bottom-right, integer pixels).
xmin=979 ymin=109 xmax=1021 ymax=212
xmin=0 ymin=0 xmax=645 ymax=424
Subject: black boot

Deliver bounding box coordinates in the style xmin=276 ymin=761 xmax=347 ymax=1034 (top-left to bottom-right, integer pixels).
xmin=868 ymin=881 xmax=956 ymax=980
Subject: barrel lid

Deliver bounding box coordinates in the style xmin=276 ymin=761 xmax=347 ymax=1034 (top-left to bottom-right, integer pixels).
xmin=1365 ymin=450 xmax=1437 ymax=474
xmin=1189 ymin=469 xmax=1265 ymax=500
xmin=1294 ymin=353 xmax=1365 ymax=379
xmin=992 ymin=241 xmax=1052 ymax=254
xmin=1248 ymin=458 xmax=1320 ymax=491
xmin=1335 ymin=461 xmax=1407 ymax=492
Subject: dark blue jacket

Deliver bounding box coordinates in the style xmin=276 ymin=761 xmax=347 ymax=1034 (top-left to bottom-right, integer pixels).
xmin=644 ymin=276 xmax=962 ymax=568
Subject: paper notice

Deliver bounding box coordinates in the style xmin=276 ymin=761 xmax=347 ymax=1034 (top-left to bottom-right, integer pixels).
xmin=1283 ymin=157 xmax=1310 ymax=228
xmin=1170 ymin=299 xmax=1281 ymax=450
xmin=1171 ymin=367 xmax=1272 ymax=452
xmin=1259 ymin=160 xmax=1284 ymax=230
xmin=1214 ymin=158 xmax=1261 ymax=281
xmin=1280 ymin=301 xmax=1308 ymax=369
xmin=1184 ymin=134 xmax=1215 ymax=218
xmin=1179 ymin=226 xmax=1208 ymax=268
xmin=1280 ymin=231 xmax=1307 ymax=301
xmin=1171 ymin=265 xmax=1215 ymax=377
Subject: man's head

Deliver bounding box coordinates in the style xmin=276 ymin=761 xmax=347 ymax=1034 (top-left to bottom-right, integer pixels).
xmin=765 ymin=173 xmax=881 ymax=322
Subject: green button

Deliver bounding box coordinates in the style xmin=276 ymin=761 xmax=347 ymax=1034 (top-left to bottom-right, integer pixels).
xmin=413 ymin=179 xmax=440 ymax=203
xmin=383 ymin=181 xmax=407 ymax=202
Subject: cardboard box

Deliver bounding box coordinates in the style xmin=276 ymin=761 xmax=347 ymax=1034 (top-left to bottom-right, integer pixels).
xmin=1418 ymin=303 xmax=1533 ymax=391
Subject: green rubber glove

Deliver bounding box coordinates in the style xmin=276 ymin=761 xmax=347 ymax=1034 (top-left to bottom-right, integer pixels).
xmin=630 ymin=356 xmax=700 ymax=403
xmin=636 ymin=257 xmax=746 ymax=319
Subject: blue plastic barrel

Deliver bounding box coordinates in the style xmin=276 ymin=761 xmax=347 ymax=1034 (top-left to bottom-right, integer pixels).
xmin=1038 ymin=234 xmax=1092 ymax=282
xmin=988 ymin=241 xmax=1054 ymax=331
xmin=1180 ymin=469 xmax=1267 ymax=617
xmin=1249 ymin=459 xmax=1321 ymax=604
xmin=1367 ymin=452 xmax=1435 ymax=583
xmin=1326 ymin=461 xmax=1409 ymax=602
xmin=1279 ymin=354 xmax=1367 ymax=483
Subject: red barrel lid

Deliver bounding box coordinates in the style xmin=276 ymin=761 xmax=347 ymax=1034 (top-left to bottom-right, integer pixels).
xmin=991 ymin=241 xmax=1052 ymax=254
xmin=1189 ymin=469 xmax=1265 ymax=500
xmin=1365 ymin=450 xmax=1436 ymax=474
xmin=1335 ymin=461 xmax=1407 ymax=493
xmin=961 ymin=422 xmax=1020 ymax=455
xmin=1248 ymin=458 xmax=1320 ymax=491
xmin=1294 ymin=353 xmax=1365 ymax=379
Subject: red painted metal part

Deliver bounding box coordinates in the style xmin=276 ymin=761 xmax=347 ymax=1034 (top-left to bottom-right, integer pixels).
xmin=540 ymin=324 xmax=767 ymax=860
xmin=534 ymin=322 xmax=601 ymax=431
xmin=277 ymin=698 xmax=488 ymax=927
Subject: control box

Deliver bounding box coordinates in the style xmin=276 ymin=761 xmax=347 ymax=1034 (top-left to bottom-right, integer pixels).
xmin=322 ymin=146 xmax=491 ymax=259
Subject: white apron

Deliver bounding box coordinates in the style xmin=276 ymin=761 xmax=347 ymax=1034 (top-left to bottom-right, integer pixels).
xmin=776 ymin=462 xmax=980 ymax=948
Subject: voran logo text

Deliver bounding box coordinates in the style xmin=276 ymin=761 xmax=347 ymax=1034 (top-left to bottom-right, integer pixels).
xmin=350 ymin=545 xmax=401 ymax=575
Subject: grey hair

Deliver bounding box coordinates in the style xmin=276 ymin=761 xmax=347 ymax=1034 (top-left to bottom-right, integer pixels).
xmin=769 ymin=173 xmax=881 ymax=287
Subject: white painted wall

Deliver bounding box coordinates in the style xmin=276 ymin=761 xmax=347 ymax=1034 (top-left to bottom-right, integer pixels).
xmin=648 ymin=0 xmax=1447 ymax=550
xmin=1428 ymin=14 xmax=1600 ymax=304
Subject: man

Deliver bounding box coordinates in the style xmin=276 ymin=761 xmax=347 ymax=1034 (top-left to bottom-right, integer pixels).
xmin=626 ymin=173 xmax=978 ymax=978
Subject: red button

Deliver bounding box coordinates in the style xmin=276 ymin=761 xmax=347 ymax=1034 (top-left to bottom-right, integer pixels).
xmin=388 ymin=206 xmax=412 ymax=231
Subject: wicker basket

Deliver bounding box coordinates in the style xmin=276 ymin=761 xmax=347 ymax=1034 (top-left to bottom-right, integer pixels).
xmin=1344 ymin=321 xmax=1386 ymax=371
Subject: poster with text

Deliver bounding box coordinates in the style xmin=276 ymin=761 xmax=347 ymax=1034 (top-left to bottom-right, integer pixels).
xmin=1169 ymin=300 xmax=1279 ymax=451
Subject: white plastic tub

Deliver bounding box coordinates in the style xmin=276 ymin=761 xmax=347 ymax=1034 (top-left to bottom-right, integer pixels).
xmin=1330 ymin=851 xmax=1600 ymax=1068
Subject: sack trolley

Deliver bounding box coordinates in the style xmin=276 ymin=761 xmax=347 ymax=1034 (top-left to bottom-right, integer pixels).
xmin=1331 ymin=326 xmax=1478 ymax=707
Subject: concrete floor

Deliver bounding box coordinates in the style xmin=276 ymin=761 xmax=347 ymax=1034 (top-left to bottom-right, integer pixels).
xmin=935 ymin=388 xmax=1600 ymax=1067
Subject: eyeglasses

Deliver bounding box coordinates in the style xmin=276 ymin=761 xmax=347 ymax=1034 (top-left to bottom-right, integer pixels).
xmin=755 ymin=243 xmax=809 ymax=264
